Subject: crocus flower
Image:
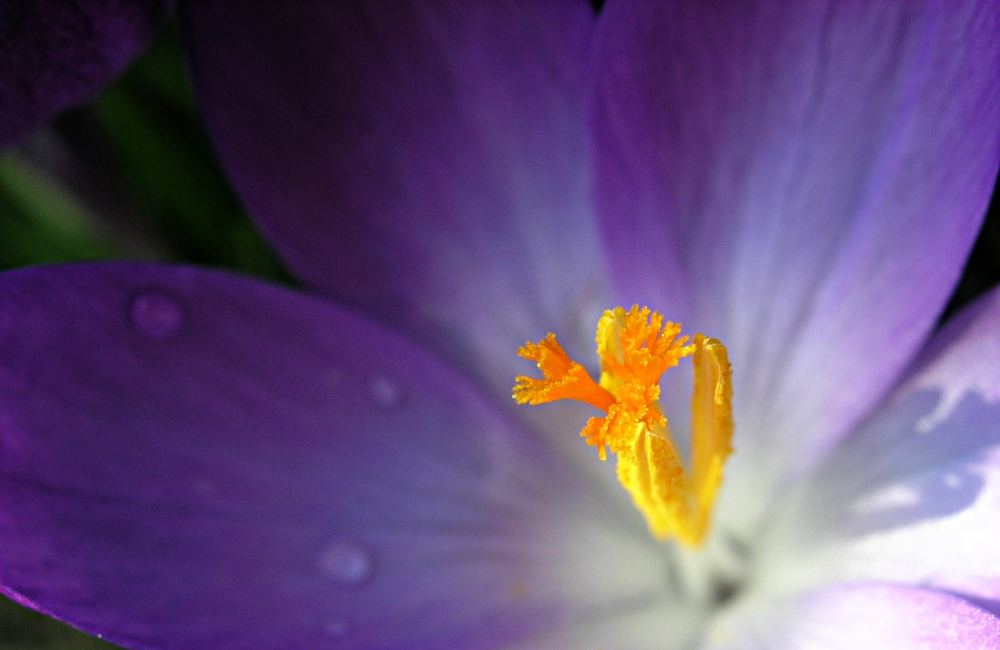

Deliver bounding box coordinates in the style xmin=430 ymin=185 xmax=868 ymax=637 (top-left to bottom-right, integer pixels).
xmin=1 ymin=1 xmax=1000 ymax=648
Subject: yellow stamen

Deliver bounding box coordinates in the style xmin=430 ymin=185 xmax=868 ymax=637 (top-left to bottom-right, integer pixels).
xmin=513 ymin=305 xmax=734 ymax=547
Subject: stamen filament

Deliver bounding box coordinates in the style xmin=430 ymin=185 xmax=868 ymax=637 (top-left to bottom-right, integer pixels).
xmin=513 ymin=305 xmax=734 ymax=547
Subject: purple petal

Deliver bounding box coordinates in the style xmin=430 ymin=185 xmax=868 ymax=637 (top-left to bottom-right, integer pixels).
xmin=0 ymin=263 xmax=669 ymax=649
xmin=180 ymin=1 xmax=608 ymax=407
xmin=760 ymin=286 xmax=1000 ymax=606
xmin=0 ymin=0 xmax=166 ymax=146
xmin=708 ymin=583 xmax=1000 ymax=649
xmin=593 ymin=0 xmax=1000 ymax=518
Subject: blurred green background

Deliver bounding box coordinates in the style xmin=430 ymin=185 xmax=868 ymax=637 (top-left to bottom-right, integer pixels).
xmin=0 ymin=19 xmax=293 ymax=287
xmin=0 ymin=11 xmax=998 ymax=650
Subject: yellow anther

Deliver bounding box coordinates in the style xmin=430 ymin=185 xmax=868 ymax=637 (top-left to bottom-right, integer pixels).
xmin=513 ymin=306 xmax=733 ymax=547
xmin=597 ymin=306 xmax=694 ymax=386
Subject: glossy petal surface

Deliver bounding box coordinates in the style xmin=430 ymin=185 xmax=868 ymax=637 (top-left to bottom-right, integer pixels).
xmin=708 ymin=583 xmax=1000 ymax=649
xmin=593 ymin=0 xmax=1000 ymax=526
xmin=0 ymin=0 xmax=166 ymax=146
xmin=0 ymin=263 xmax=668 ymax=649
xmin=763 ymin=286 xmax=1000 ymax=607
xmin=181 ymin=1 xmax=607 ymax=406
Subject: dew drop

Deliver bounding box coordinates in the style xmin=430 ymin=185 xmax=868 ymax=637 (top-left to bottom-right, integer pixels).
xmin=318 ymin=541 xmax=373 ymax=586
xmin=367 ymin=374 xmax=403 ymax=410
xmin=130 ymin=290 xmax=184 ymax=339
xmin=323 ymin=618 xmax=349 ymax=638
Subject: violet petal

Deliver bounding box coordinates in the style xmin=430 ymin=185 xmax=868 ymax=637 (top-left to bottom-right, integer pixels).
xmin=707 ymin=583 xmax=1000 ymax=649
xmin=180 ymin=1 xmax=608 ymax=407
xmin=0 ymin=263 xmax=665 ymax=649
xmin=593 ymin=0 xmax=1000 ymax=526
xmin=762 ymin=286 xmax=1000 ymax=607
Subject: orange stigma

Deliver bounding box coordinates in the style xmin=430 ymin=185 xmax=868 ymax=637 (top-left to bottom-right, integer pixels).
xmin=513 ymin=306 xmax=733 ymax=547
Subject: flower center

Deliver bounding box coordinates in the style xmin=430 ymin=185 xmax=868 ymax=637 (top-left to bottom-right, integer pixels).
xmin=513 ymin=305 xmax=734 ymax=547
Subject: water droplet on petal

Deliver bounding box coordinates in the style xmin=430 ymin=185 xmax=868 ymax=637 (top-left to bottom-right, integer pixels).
xmin=324 ymin=618 xmax=349 ymax=638
xmin=367 ymin=374 xmax=403 ymax=410
xmin=318 ymin=541 xmax=373 ymax=586
xmin=130 ymin=290 xmax=184 ymax=339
